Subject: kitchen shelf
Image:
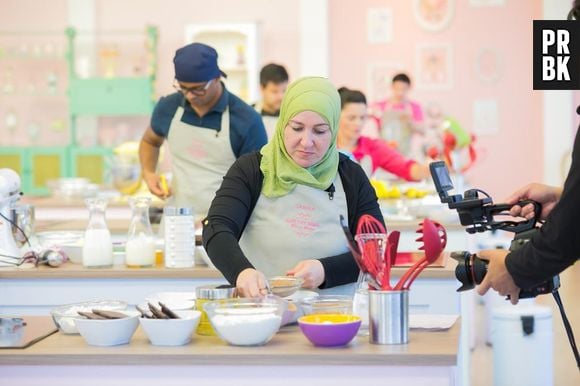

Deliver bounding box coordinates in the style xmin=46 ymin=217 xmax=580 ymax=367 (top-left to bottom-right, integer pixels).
xmin=185 ymin=22 xmax=259 ymax=103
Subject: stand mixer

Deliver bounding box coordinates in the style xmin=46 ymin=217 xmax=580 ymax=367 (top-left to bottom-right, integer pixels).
xmin=0 ymin=168 xmax=23 ymax=264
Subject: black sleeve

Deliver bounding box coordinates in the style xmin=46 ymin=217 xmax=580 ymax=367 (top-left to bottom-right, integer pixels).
xmin=505 ymin=127 xmax=580 ymax=289
xmin=319 ymin=155 xmax=385 ymax=289
xmin=202 ymin=152 xmax=263 ymax=285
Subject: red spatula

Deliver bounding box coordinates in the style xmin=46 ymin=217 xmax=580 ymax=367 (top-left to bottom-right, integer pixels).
xmin=394 ymin=219 xmax=447 ymax=290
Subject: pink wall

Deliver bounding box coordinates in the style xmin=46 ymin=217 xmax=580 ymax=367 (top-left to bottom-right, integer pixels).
xmin=93 ymin=0 xmax=300 ymax=98
xmin=329 ymin=0 xmax=544 ymax=199
xmin=1 ymin=0 xmax=574 ymax=199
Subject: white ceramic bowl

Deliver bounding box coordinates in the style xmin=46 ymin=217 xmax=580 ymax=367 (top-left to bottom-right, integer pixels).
xmin=75 ymin=311 xmax=139 ymax=346
xmin=195 ymin=246 xmax=215 ymax=268
xmin=50 ymin=300 xmax=128 ymax=334
xmin=36 ymin=231 xmax=84 ymax=264
xmin=139 ymin=310 xmax=201 ymax=346
xmin=143 ymin=292 xmax=196 ymax=311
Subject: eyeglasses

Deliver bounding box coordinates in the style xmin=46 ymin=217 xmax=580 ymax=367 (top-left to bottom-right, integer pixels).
xmin=173 ymin=79 xmax=213 ymax=96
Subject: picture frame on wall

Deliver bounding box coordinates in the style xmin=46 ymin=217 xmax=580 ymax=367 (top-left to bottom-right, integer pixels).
xmin=412 ymin=0 xmax=455 ymax=32
xmin=473 ymin=98 xmax=499 ymax=136
xmin=367 ymin=7 xmax=393 ymax=44
xmin=366 ymin=61 xmax=404 ymax=102
xmin=475 ymin=48 xmax=503 ymax=84
xmin=415 ymin=43 xmax=453 ymax=89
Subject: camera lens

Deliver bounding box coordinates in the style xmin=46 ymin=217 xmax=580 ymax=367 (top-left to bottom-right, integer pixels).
xmin=450 ymin=251 xmax=488 ymax=292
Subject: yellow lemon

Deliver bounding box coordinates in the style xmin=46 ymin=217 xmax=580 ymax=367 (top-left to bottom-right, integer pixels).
xmin=371 ymin=179 xmax=389 ymax=199
xmin=405 ymin=189 xmax=418 ymax=199
xmin=388 ymin=186 xmax=401 ymax=199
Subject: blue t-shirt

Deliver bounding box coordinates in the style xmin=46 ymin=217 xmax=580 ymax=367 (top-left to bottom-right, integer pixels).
xmin=150 ymin=86 xmax=267 ymax=157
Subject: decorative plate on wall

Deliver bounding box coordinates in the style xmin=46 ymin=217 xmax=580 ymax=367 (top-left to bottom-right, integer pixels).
xmin=412 ymin=0 xmax=455 ymax=32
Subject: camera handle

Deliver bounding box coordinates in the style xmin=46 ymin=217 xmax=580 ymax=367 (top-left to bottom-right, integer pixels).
xmin=483 ymin=199 xmax=542 ymax=234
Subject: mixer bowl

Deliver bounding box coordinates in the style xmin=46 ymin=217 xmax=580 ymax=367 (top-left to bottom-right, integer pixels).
xmin=110 ymin=162 xmax=142 ymax=195
xmin=10 ymin=204 xmax=34 ymax=247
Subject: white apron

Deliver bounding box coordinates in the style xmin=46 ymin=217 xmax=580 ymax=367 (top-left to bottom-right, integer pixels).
xmin=167 ymin=105 xmax=236 ymax=217
xmin=254 ymin=102 xmax=278 ymax=139
xmin=239 ymin=174 xmax=355 ymax=295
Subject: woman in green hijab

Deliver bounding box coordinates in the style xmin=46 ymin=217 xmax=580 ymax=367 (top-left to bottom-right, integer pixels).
xmin=203 ymin=77 xmax=384 ymax=297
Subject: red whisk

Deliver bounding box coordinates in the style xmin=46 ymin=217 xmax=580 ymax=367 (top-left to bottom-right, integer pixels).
xmin=355 ymin=215 xmax=390 ymax=290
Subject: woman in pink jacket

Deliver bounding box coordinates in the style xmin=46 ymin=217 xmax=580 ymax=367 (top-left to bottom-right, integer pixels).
xmin=336 ymin=87 xmax=429 ymax=181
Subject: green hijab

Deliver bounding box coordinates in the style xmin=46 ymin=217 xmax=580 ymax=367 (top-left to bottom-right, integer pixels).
xmin=260 ymin=77 xmax=340 ymax=197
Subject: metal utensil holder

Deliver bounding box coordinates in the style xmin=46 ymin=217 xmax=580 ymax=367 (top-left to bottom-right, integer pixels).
xmin=369 ymin=290 xmax=409 ymax=345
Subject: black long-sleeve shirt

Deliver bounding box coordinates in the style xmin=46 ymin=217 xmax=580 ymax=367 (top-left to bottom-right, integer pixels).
xmin=505 ymin=122 xmax=580 ymax=289
xmin=202 ymin=152 xmax=384 ymax=288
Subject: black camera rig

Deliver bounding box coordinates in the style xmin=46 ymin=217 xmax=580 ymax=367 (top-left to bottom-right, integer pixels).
xmin=429 ymin=160 xmax=560 ymax=298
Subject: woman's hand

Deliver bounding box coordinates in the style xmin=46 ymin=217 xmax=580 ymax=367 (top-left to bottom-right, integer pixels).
xmin=505 ymin=183 xmax=562 ymax=220
xmin=236 ymin=268 xmax=269 ymax=298
xmin=286 ymin=260 xmax=325 ymax=289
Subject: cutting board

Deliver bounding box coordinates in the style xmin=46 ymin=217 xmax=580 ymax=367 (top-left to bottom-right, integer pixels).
xmin=0 ymin=316 xmax=58 ymax=349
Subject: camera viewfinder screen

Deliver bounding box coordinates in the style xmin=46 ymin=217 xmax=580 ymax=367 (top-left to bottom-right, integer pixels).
xmin=431 ymin=162 xmax=454 ymax=191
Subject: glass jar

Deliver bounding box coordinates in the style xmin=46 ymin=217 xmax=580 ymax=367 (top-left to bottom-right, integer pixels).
xmin=82 ymin=198 xmax=113 ymax=268
xmin=163 ymin=207 xmax=195 ymax=268
xmin=125 ymin=197 xmax=155 ymax=268
xmin=352 ymin=272 xmax=371 ymax=336
xmin=195 ymin=284 xmax=236 ymax=336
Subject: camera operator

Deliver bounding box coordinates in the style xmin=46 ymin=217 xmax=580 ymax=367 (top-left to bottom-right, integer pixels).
xmin=478 ymin=105 xmax=580 ymax=304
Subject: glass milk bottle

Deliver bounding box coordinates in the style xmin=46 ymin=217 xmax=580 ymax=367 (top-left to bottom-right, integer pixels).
xmin=125 ymin=197 xmax=156 ymax=268
xmin=82 ymin=198 xmax=113 ymax=268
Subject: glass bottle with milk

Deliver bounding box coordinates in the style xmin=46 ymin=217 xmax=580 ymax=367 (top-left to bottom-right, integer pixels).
xmin=82 ymin=198 xmax=113 ymax=268
xmin=125 ymin=196 xmax=155 ymax=268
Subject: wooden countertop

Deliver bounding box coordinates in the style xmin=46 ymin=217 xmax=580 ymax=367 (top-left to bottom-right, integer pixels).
xmin=0 ymin=255 xmax=456 ymax=280
xmin=0 ymin=316 xmax=460 ymax=366
xmin=0 ymin=264 xmax=224 ymax=279
xmin=22 ymin=196 xmax=164 ymax=208
xmin=35 ymin=219 xmax=164 ymax=233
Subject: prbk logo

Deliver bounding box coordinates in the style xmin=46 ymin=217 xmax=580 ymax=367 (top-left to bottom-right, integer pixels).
xmin=533 ymin=20 xmax=580 ymax=90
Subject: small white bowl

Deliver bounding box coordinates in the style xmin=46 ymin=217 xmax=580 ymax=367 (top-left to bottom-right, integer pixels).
xmin=139 ymin=310 xmax=201 ymax=346
xmin=51 ymin=300 xmax=128 ymax=334
xmin=74 ymin=311 xmax=139 ymax=346
xmin=143 ymin=292 xmax=196 ymax=311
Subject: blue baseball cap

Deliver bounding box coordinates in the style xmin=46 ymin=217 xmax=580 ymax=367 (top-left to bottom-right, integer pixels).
xmin=173 ymin=43 xmax=227 ymax=83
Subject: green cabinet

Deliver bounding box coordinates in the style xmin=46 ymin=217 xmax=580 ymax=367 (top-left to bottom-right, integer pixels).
xmin=69 ymin=146 xmax=113 ymax=185
xmin=69 ymin=78 xmax=154 ymax=116
xmin=0 ymin=26 xmax=157 ymax=195
xmin=66 ymin=26 xmax=158 ymax=146
xmin=0 ymin=147 xmax=67 ymax=195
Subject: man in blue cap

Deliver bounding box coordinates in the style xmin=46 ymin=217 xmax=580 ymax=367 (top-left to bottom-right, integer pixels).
xmin=139 ymin=42 xmax=267 ymax=217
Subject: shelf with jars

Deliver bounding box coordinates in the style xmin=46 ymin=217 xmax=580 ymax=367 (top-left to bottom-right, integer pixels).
xmin=0 ymin=27 xmax=158 ymax=195
xmin=184 ymin=23 xmax=259 ymax=103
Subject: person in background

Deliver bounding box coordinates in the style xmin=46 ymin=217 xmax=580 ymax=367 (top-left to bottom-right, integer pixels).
xmin=476 ymin=2 xmax=580 ymax=305
xmin=203 ymin=77 xmax=383 ymax=297
xmin=368 ymin=73 xmax=425 ymax=158
xmin=139 ymin=43 xmax=267 ymax=218
xmin=253 ymin=63 xmax=289 ymax=138
xmin=337 ymin=87 xmax=430 ymax=181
